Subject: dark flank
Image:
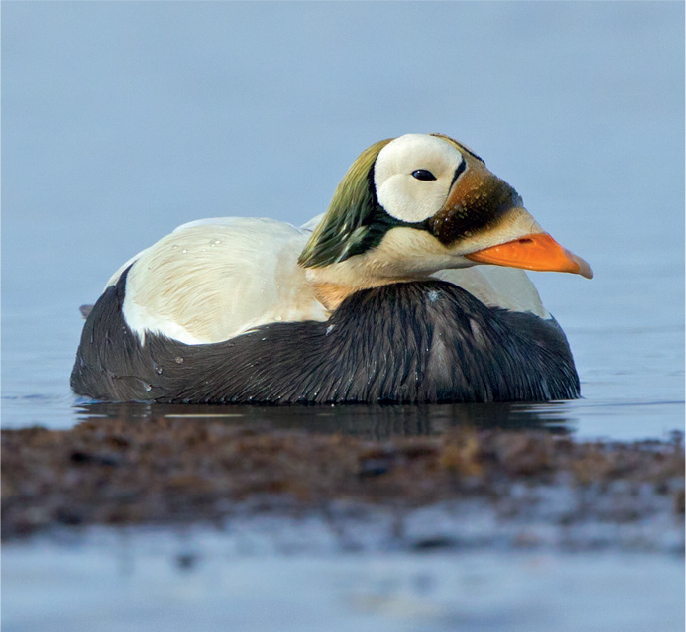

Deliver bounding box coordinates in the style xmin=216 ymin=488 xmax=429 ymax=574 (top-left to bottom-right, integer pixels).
xmin=71 ymin=269 xmax=579 ymax=404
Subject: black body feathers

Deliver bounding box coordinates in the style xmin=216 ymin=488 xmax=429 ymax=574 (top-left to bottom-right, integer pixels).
xmin=71 ymin=270 xmax=580 ymax=404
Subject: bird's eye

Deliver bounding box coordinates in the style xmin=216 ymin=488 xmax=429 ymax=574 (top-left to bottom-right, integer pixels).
xmin=411 ymin=169 xmax=437 ymax=181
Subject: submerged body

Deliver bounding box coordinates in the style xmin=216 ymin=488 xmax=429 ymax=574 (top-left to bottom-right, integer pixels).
xmin=71 ymin=133 xmax=591 ymax=404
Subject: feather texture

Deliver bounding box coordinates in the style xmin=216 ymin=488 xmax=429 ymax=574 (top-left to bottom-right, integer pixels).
xmin=71 ymin=271 xmax=578 ymax=403
xmin=119 ymin=218 xmax=328 ymax=344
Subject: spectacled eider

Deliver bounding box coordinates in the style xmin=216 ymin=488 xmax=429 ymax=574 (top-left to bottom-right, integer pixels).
xmin=71 ymin=133 xmax=592 ymax=404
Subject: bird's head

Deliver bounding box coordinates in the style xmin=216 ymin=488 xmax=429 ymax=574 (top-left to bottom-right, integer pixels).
xmin=298 ymin=133 xmax=592 ymax=299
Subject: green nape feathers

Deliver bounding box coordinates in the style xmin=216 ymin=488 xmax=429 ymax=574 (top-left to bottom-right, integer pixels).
xmin=298 ymin=138 xmax=393 ymax=269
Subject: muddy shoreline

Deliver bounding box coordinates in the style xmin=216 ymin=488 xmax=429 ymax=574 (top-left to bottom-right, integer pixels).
xmin=3 ymin=415 xmax=684 ymax=545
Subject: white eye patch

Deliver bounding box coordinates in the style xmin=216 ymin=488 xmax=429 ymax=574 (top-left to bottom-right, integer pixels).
xmin=374 ymin=134 xmax=465 ymax=223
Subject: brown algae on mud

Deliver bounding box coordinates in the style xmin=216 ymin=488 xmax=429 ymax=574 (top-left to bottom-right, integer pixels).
xmin=2 ymin=416 xmax=684 ymax=545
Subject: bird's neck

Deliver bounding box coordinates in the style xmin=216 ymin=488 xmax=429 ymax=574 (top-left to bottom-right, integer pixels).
xmin=305 ymin=265 xmax=427 ymax=311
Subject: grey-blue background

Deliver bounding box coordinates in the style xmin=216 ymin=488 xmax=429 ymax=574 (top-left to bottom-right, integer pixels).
xmin=2 ymin=5 xmax=685 ymax=631
xmin=2 ymin=1 xmax=684 ymax=437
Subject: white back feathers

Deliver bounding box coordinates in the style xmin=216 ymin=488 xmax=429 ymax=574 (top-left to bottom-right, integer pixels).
xmin=121 ymin=218 xmax=328 ymax=345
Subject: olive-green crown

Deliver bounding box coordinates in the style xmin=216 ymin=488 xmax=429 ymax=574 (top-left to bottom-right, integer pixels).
xmin=298 ymin=138 xmax=393 ymax=269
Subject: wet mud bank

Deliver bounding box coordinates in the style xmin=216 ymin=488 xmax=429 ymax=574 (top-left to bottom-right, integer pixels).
xmin=3 ymin=415 xmax=684 ymax=550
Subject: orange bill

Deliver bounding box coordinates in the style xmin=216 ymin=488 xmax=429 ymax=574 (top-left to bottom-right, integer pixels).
xmin=465 ymin=233 xmax=593 ymax=279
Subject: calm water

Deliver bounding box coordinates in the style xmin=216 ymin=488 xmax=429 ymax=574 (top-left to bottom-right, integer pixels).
xmin=3 ymin=530 xmax=683 ymax=632
xmin=2 ymin=3 xmax=684 ymax=441
xmin=2 ymin=3 xmax=683 ymax=441
xmin=2 ymin=5 xmax=684 ymax=631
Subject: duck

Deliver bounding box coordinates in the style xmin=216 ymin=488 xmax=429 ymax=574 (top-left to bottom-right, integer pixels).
xmin=71 ymin=133 xmax=592 ymax=404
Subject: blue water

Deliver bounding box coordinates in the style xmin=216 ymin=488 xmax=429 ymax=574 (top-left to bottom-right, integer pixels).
xmin=2 ymin=2 xmax=683 ymax=440
xmin=2 ymin=5 xmax=684 ymax=631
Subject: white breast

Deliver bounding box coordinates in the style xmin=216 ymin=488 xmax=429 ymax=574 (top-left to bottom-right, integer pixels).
xmin=433 ymin=266 xmax=550 ymax=319
xmin=301 ymin=212 xmax=550 ymax=318
xmin=113 ymin=213 xmax=550 ymax=346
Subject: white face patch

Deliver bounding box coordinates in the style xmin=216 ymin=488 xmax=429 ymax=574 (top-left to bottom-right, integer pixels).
xmin=374 ymin=134 xmax=465 ymax=223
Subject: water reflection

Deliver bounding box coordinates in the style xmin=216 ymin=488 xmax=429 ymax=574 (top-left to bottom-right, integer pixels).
xmin=75 ymin=400 xmax=574 ymax=439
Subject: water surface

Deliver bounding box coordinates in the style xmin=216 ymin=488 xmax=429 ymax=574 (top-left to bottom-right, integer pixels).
xmin=2 ymin=6 xmax=684 ymax=631
xmin=3 ymin=529 xmax=683 ymax=632
xmin=2 ymin=3 xmax=683 ymax=440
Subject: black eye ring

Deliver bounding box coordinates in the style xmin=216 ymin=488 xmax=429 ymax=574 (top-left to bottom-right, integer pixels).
xmin=411 ymin=169 xmax=437 ymax=181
